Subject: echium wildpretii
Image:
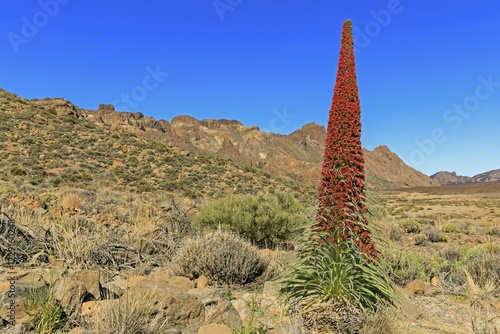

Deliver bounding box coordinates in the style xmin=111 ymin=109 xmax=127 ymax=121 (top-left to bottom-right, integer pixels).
xmin=316 ymin=20 xmax=378 ymax=260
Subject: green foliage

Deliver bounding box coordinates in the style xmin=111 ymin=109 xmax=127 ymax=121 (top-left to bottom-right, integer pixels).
xmin=232 ymin=296 xmax=271 ymax=334
xmin=397 ymin=218 xmax=421 ymax=233
xmin=441 ymin=224 xmax=459 ymax=233
xmin=458 ymin=244 xmax=500 ymax=287
xmin=10 ymin=165 xmax=26 ymax=176
xmin=194 ymin=192 xmax=308 ymax=247
xmin=171 ymin=231 xmax=268 ymax=285
xmin=382 ymin=247 xmax=449 ymax=286
xmin=26 ymin=287 xmax=66 ymax=334
xmin=279 ymin=226 xmax=399 ymax=312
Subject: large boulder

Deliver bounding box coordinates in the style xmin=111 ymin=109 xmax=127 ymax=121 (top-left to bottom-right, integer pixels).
xmin=127 ymin=278 xmax=204 ymax=325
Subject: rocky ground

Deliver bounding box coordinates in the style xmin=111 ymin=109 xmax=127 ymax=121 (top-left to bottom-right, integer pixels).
xmin=0 ymin=248 xmax=498 ymax=334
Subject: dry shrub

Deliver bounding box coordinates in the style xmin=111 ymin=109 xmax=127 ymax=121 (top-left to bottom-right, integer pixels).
xmin=386 ymin=223 xmax=402 ymax=242
xmin=423 ymin=226 xmax=446 ymax=243
xmin=84 ymin=290 xmax=174 ymax=334
xmin=60 ymin=193 xmax=83 ymax=211
xmin=416 ymin=217 xmax=435 ymax=226
xmin=360 ymin=307 xmax=401 ymax=334
xmin=299 ymin=302 xmax=366 ymax=334
xmin=52 ymin=217 xmax=105 ymax=269
xmin=275 ymin=313 xmax=306 ymax=334
xmin=487 ymin=225 xmax=500 ymax=237
xmin=171 ymin=231 xmax=268 ymax=285
xmin=460 ymin=244 xmax=500 ymax=289
xmin=413 ymin=233 xmax=428 ymax=246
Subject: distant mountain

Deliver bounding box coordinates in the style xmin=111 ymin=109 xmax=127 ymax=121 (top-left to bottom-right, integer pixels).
xmin=90 ymin=104 xmax=438 ymax=190
xmin=429 ymin=171 xmax=473 ymax=185
xmin=364 ymin=145 xmax=438 ymax=189
xmin=430 ymin=169 xmax=500 ymax=185
xmin=0 ymin=88 xmax=439 ymax=191
xmin=472 ymin=169 xmax=500 ymax=183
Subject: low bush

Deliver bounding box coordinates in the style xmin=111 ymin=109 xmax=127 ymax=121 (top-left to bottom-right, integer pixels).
xmin=441 ymin=224 xmax=458 ymax=233
xmin=416 ymin=218 xmax=435 ymax=226
xmin=487 ymin=225 xmax=500 ymax=237
xmin=171 ymin=231 xmax=268 ymax=285
xmin=458 ymin=244 xmax=500 ymax=288
xmin=423 ymin=226 xmax=447 ymax=243
xmin=386 ymin=223 xmax=402 ymax=242
xmin=84 ymin=290 xmax=173 ymax=334
xmin=413 ymin=233 xmax=428 ymax=246
xmin=194 ymin=192 xmax=307 ymax=247
xmin=397 ymin=218 xmax=421 ymax=233
xmin=382 ymin=247 xmax=449 ymax=286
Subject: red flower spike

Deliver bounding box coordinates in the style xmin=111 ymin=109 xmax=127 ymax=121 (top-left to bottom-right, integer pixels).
xmin=315 ymin=20 xmax=379 ymax=260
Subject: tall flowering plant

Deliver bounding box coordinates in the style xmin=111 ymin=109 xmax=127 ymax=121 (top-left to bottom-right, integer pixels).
xmin=316 ymin=20 xmax=378 ymax=260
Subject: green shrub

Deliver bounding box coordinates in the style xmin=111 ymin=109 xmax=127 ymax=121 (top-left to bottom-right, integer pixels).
xmin=458 ymin=244 xmax=500 ymax=288
xmin=26 ymin=287 xmax=66 ymax=334
xmin=382 ymin=248 xmax=449 ymax=286
xmin=171 ymin=231 xmax=268 ymax=285
xmin=397 ymin=218 xmax=421 ymax=233
xmin=10 ymin=165 xmax=26 ymax=176
xmin=194 ymin=192 xmax=307 ymax=247
xmin=441 ymin=224 xmax=458 ymax=233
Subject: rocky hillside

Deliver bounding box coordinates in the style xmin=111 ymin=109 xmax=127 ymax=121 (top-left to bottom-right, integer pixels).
xmin=0 ymin=88 xmax=438 ymax=190
xmin=91 ymin=102 xmax=436 ymax=189
xmin=473 ymin=169 xmax=500 ymax=183
xmin=431 ymin=169 xmax=500 ymax=185
xmin=364 ymin=145 xmax=438 ymax=189
xmin=0 ymin=89 xmax=314 ymax=204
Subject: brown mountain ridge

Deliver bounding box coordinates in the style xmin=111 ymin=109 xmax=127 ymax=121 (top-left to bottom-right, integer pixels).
xmin=2 ymin=88 xmax=438 ymax=190
xmin=430 ymin=169 xmax=500 ymax=185
xmin=91 ymin=103 xmax=437 ymax=189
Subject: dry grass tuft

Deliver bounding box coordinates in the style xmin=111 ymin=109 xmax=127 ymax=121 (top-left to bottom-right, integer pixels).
xmin=59 ymin=193 xmax=83 ymax=211
xmin=83 ymin=289 xmax=174 ymax=334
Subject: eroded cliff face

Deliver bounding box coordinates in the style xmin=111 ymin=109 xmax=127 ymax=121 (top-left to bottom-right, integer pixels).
xmin=25 ymin=94 xmax=437 ymax=189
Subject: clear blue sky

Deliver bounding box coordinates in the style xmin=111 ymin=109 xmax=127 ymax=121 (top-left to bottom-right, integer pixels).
xmin=1 ymin=1 xmax=499 ymax=177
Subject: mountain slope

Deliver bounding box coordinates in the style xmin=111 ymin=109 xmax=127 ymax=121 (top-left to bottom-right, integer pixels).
xmin=431 ymin=169 xmax=500 ymax=185
xmin=91 ymin=104 xmax=437 ymax=189
xmin=0 ymin=89 xmax=313 ymax=203
xmin=0 ymin=88 xmax=438 ymax=191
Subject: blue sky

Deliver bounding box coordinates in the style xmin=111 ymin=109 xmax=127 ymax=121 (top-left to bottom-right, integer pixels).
xmin=1 ymin=1 xmax=499 ymax=177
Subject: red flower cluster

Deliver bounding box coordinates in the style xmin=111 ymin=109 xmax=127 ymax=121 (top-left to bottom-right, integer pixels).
xmin=316 ymin=20 xmax=378 ymax=260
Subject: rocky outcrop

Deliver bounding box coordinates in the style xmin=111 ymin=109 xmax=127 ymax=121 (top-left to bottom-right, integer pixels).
xmin=14 ymin=90 xmax=439 ymax=189
xmin=431 ymin=169 xmax=500 ymax=185
xmin=365 ymin=146 xmax=439 ymax=189
xmin=31 ymin=98 xmax=87 ymax=118
xmin=430 ymin=171 xmax=473 ymax=185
